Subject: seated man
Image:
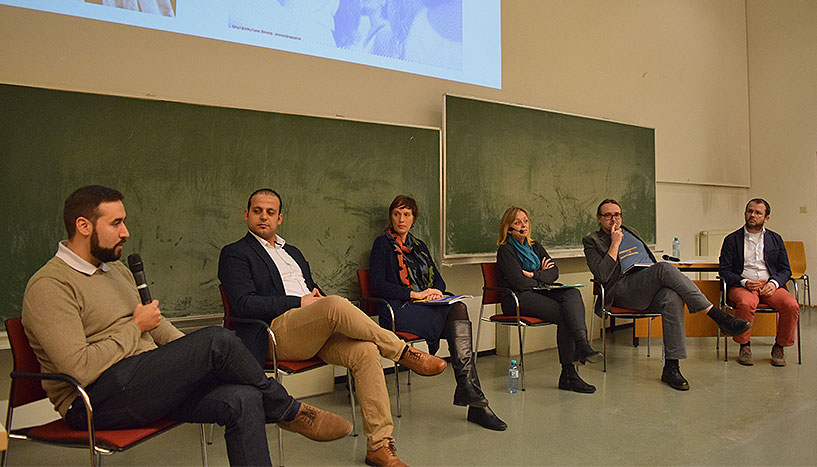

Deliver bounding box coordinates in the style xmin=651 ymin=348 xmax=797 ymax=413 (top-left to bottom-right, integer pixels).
xmin=582 ymin=198 xmax=751 ymax=391
xmin=719 ymin=198 xmax=799 ymax=366
xmin=218 ymin=188 xmax=446 ymax=467
xmin=22 ymin=185 xmax=351 ymax=467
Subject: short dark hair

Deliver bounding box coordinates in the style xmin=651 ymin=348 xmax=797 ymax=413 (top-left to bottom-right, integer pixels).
xmin=389 ymin=195 xmax=418 ymax=220
xmin=746 ymin=198 xmax=771 ymax=216
xmin=63 ymin=185 xmax=124 ymax=238
xmin=596 ymin=198 xmax=621 ymax=216
xmin=247 ymin=189 xmax=283 ymax=211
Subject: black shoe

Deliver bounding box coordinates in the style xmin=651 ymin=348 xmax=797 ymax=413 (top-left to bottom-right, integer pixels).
xmin=708 ymin=307 xmax=752 ymax=336
xmin=574 ymin=341 xmax=602 ymax=365
xmin=466 ymin=406 xmax=507 ymax=431
xmin=661 ymin=366 xmax=690 ymax=391
xmin=558 ymin=365 xmax=596 ymax=393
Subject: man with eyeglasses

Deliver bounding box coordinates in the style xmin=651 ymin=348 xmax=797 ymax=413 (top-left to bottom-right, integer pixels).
xmin=582 ymin=199 xmax=751 ymax=391
xmin=719 ymin=198 xmax=799 ymax=367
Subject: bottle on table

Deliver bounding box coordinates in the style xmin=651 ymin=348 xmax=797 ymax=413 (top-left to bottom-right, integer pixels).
xmin=672 ymin=237 xmax=681 ymax=259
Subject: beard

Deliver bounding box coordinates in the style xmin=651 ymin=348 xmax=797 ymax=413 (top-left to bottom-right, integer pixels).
xmin=90 ymin=230 xmax=125 ymax=263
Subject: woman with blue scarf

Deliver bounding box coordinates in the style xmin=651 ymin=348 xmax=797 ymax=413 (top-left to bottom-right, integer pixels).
xmin=496 ymin=206 xmax=601 ymax=393
xmin=369 ymin=195 xmax=506 ymax=431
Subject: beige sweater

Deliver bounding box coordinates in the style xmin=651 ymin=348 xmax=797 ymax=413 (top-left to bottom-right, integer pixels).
xmin=22 ymin=256 xmax=183 ymax=417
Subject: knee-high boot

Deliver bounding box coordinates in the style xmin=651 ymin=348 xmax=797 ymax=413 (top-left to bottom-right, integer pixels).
xmin=445 ymin=320 xmax=488 ymax=408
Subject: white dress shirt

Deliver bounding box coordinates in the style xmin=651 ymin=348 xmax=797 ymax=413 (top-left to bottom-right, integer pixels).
xmin=248 ymin=231 xmax=312 ymax=297
xmin=55 ymin=241 xmax=111 ymax=275
xmin=741 ymin=227 xmax=778 ymax=287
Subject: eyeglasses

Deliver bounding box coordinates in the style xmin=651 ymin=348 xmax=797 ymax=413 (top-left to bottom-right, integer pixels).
xmin=600 ymin=213 xmax=622 ymax=220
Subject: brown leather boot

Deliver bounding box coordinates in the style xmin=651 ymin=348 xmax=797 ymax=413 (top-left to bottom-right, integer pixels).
xmin=278 ymin=403 xmax=352 ymax=441
xmin=397 ymin=346 xmax=446 ymax=376
xmin=365 ymin=441 xmax=408 ymax=467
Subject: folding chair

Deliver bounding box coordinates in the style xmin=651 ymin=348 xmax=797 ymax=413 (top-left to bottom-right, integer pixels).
xmin=474 ymin=262 xmax=552 ymax=391
xmin=356 ymin=269 xmax=424 ymax=417
xmin=218 ymin=285 xmax=358 ymax=467
xmin=719 ymin=278 xmax=801 ymax=364
xmin=784 ymin=241 xmax=810 ymax=308
xmin=589 ymin=279 xmax=662 ymax=372
xmin=2 ymin=317 xmax=208 ymax=467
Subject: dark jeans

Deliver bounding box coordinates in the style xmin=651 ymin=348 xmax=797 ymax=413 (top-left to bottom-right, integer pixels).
xmin=65 ymin=327 xmax=299 ymax=466
xmin=502 ymin=287 xmax=587 ymax=364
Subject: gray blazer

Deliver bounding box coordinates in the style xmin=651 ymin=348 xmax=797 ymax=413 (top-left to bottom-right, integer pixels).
xmin=582 ymin=225 xmax=656 ymax=313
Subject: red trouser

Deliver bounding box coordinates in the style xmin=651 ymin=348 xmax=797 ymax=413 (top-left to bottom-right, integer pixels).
xmin=728 ymin=284 xmax=799 ymax=346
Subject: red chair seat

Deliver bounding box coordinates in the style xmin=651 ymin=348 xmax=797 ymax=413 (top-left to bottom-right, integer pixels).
xmin=609 ymin=306 xmax=650 ymax=315
xmin=20 ymin=418 xmax=179 ymax=452
xmin=271 ymin=357 xmax=326 ymax=374
xmin=488 ymin=314 xmax=546 ymax=326
xmin=395 ymin=331 xmax=422 ymax=341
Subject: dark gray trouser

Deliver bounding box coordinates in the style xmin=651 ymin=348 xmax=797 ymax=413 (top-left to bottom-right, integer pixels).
xmin=613 ymin=262 xmax=713 ymax=360
xmin=65 ymin=327 xmax=300 ymax=466
xmin=502 ymin=287 xmax=587 ymax=365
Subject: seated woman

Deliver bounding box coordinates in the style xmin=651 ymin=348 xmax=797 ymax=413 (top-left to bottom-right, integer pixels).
xmin=496 ymin=206 xmax=601 ymax=393
xmin=369 ymin=195 xmax=506 ymax=431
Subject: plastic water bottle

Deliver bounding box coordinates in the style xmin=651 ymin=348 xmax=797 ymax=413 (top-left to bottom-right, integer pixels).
xmin=507 ymin=360 xmax=519 ymax=394
xmin=672 ymin=237 xmax=681 ymax=259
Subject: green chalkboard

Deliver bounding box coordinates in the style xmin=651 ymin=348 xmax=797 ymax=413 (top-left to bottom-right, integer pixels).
xmin=444 ymin=95 xmax=655 ymax=258
xmin=0 ymin=84 xmax=440 ymax=320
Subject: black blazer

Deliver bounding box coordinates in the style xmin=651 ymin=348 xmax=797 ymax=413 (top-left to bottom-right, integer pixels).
xmin=496 ymin=241 xmax=558 ymax=296
xmin=719 ymin=227 xmax=791 ymax=292
xmin=368 ymin=233 xmax=446 ymax=308
xmin=218 ymin=232 xmax=322 ymax=363
xmin=582 ymin=226 xmax=655 ymax=313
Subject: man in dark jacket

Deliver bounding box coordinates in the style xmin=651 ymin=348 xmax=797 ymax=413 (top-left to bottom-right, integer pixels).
xmin=719 ymin=198 xmax=799 ymax=367
xmin=583 ymin=199 xmax=750 ymax=391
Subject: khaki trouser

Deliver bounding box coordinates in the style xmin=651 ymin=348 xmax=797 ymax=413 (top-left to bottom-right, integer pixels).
xmin=269 ymin=295 xmax=405 ymax=450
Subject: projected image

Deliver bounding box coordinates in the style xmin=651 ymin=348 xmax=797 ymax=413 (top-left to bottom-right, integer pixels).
xmin=333 ymin=0 xmax=462 ymax=70
xmin=84 ymin=0 xmax=176 ymax=17
xmin=4 ymin=0 xmax=496 ymax=87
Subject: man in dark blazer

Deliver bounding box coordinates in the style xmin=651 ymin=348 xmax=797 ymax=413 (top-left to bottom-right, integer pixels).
xmin=218 ymin=188 xmax=445 ymax=467
xmin=583 ymin=199 xmax=750 ymax=391
xmin=719 ymin=198 xmax=799 ymax=367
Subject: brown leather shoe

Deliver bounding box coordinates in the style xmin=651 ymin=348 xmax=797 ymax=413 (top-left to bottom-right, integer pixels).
xmin=365 ymin=441 xmax=408 ymax=467
xmin=397 ymin=346 xmax=446 ymax=376
xmin=278 ymin=403 xmax=352 ymax=441
xmin=737 ymin=346 xmax=754 ymax=366
xmin=771 ymin=345 xmax=787 ymax=367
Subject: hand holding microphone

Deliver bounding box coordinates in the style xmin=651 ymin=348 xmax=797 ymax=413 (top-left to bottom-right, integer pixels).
xmin=128 ymin=254 xmax=161 ymax=332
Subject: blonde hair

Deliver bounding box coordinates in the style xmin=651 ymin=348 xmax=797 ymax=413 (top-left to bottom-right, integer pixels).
xmin=497 ymin=206 xmax=534 ymax=247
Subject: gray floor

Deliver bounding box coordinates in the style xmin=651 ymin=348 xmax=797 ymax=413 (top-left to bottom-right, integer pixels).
xmin=5 ymin=310 xmax=817 ymax=466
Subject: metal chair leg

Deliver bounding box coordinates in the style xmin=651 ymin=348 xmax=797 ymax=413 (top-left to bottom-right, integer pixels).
xmin=205 ymin=423 xmax=214 ymax=445
xmin=474 ymin=304 xmax=485 ymax=363
xmin=518 ymin=325 xmax=526 ymax=391
xmin=602 ymin=314 xmax=608 ymax=372
xmin=199 ymin=424 xmax=208 ymax=466
xmin=394 ymin=361 xmax=402 ymax=417
xmin=347 ymin=370 xmax=358 ymax=436
xmin=646 ymin=317 xmax=652 ymax=358
xmin=275 ymin=373 xmax=285 ymax=467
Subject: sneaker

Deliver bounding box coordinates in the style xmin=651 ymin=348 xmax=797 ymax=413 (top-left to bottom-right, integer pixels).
xmin=771 ymin=345 xmax=787 ymax=367
xmin=278 ymin=403 xmax=352 ymax=442
xmin=365 ymin=441 xmax=408 ymax=467
xmin=737 ymin=346 xmax=754 ymax=366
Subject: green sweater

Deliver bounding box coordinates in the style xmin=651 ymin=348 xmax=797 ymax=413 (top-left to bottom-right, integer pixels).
xmin=22 ymin=256 xmax=183 ymax=417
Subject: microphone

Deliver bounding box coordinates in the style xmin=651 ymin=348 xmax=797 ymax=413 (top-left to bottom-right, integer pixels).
xmin=127 ymin=254 xmax=152 ymax=305
xmin=662 ymin=254 xmax=681 ymax=262
xmin=508 ymin=227 xmax=526 ymax=234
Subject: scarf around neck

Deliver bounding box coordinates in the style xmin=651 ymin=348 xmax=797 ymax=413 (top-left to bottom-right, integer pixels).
xmin=508 ymin=236 xmax=540 ymax=271
xmin=386 ymin=226 xmax=435 ymax=291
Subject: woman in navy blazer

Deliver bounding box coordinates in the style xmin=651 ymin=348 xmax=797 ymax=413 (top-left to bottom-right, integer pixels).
xmin=369 ymin=195 xmax=506 ymax=431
